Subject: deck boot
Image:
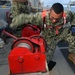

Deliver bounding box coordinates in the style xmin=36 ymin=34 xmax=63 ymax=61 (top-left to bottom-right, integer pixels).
xmin=48 ymin=60 xmax=56 ymax=71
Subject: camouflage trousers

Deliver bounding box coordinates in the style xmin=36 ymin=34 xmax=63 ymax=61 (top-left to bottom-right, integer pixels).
xmin=67 ymin=33 xmax=75 ymax=54
xmin=46 ymin=44 xmax=56 ymax=63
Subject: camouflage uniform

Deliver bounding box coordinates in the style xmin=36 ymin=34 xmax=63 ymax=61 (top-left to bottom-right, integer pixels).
xmin=42 ymin=13 xmax=70 ymax=63
xmin=10 ymin=13 xmax=43 ymax=29
xmin=66 ymin=11 xmax=75 ymax=25
xmin=10 ymin=2 xmax=32 ymax=36
xmin=67 ymin=32 xmax=75 ymax=53
xmin=66 ymin=25 xmax=75 ymax=64
xmin=66 ymin=11 xmax=75 ymax=54
xmin=11 ymin=2 xmax=30 ymax=18
xmin=10 ymin=11 xmax=70 ymax=63
xmin=10 ymin=2 xmax=75 ymax=63
xmin=62 ymin=11 xmax=75 ymax=64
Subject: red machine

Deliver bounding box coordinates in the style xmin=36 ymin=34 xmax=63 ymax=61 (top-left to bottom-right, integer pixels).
xmin=8 ymin=35 xmax=46 ymax=74
xmin=2 ymin=25 xmax=47 ymax=74
xmin=22 ymin=24 xmax=41 ymax=37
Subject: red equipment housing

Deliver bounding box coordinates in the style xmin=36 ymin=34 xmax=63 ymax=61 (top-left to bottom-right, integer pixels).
xmin=2 ymin=24 xmax=47 ymax=74
xmin=8 ymin=35 xmax=46 ymax=74
xmin=22 ymin=24 xmax=41 ymax=37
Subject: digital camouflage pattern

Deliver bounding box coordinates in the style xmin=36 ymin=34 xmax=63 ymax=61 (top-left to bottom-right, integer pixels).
xmin=66 ymin=25 xmax=75 ymax=64
xmin=10 ymin=2 xmax=75 ymax=63
xmin=42 ymin=14 xmax=70 ymax=62
xmin=10 ymin=2 xmax=31 ymax=36
xmin=66 ymin=11 xmax=75 ymax=25
xmin=10 ymin=7 xmax=70 ymax=63
xmin=65 ymin=11 xmax=75 ymax=62
xmin=11 ymin=2 xmax=30 ymax=18
xmin=10 ymin=13 xmax=43 ymax=29
xmin=66 ymin=11 xmax=75 ymax=54
xmin=67 ymin=33 xmax=75 ymax=53
xmin=66 ymin=26 xmax=75 ymax=54
xmin=10 ymin=2 xmax=43 ymax=29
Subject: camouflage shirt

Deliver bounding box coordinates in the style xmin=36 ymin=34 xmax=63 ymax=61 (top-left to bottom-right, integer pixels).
xmin=10 ymin=11 xmax=68 ymax=45
xmin=66 ymin=26 xmax=75 ymax=53
xmin=66 ymin=11 xmax=75 ymax=25
xmin=11 ymin=2 xmax=31 ymax=18
xmin=10 ymin=5 xmax=71 ymax=62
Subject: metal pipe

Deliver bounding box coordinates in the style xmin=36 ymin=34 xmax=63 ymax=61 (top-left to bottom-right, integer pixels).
xmin=2 ymin=30 xmax=18 ymax=39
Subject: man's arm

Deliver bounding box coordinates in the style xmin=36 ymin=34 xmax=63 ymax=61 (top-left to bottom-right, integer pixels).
xmin=10 ymin=13 xmax=43 ymax=30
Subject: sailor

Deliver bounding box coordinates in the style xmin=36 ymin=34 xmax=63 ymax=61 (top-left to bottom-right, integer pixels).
xmin=10 ymin=3 xmax=72 ymax=70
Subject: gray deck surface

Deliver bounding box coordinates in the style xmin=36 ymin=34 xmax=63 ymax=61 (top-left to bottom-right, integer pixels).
xmin=50 ymin=46 xmax=75 ymax=75
xmin=0 ymin=38 xmax=75 ymax=75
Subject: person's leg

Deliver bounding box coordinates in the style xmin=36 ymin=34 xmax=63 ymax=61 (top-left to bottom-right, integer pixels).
xmin=46 ymin=44 xmax=56 ymax=71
